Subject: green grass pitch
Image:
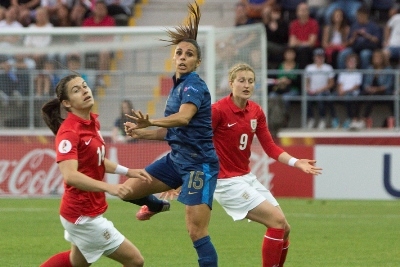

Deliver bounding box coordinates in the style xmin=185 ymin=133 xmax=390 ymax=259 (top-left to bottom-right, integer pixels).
xmin=0 ymin=198 xmax=399 ymax=266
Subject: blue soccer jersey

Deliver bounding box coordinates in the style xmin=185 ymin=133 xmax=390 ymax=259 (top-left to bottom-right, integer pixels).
xmin=164 ymin=72 xmax=218 ymax=164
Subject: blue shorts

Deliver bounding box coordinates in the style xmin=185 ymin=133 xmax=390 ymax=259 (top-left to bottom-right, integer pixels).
xmin=145 ymin=153 xmax=218 ymax=208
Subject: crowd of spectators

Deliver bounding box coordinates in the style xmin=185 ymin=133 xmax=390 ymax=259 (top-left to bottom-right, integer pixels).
xmin=238 ymin=0 xmax=400 ymax=130
xmin=1 ymin=0 xmax=399 ymax=130
xmin=0 ymin=0 xmax=140 ymax=127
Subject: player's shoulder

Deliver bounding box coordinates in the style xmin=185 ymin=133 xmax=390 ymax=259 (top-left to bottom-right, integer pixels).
xmin=246 ymin=100 xmax=265 ymax=117
xmin=58 ymin=118 xmax=79 ymax=136
xmin=247 ymin=99 xmax=262 ymax=110
xmin=212 ymin=96 xmax=229 ymax=110
xmin=185 ymin=72 xmax=207 ymax=88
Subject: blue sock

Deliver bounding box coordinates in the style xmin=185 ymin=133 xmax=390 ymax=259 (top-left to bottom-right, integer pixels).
xmin=193 ymin=235 xmax=218 ymax=267
xmin=123 ymin=195 xmax=165 ymax=212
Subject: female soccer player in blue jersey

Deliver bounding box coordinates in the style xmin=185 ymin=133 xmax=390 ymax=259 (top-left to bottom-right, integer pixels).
xmin=212 ymin=63 xmax=322 ymax=267
xmin=122 ymin=2 xmax=219 ymax=267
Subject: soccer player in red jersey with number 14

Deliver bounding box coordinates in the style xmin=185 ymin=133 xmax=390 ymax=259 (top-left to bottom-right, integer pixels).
xmin=212 ymin=63 xmax=322 ymax=267
xmin=39 ymin=75 xmax=152 ymax=267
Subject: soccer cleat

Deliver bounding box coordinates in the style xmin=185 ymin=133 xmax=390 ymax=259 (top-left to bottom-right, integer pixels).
xmin=136 ymin=201 xmax=170 ymax=221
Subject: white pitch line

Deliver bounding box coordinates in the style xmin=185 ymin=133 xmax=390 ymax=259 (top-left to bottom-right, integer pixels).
xmin=0 ymin=208 xmax=53 ymax=212
xmin=288 ymin=213 xmax=400 ymax=219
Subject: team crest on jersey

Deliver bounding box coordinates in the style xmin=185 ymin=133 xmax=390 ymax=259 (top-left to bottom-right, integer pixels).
xmin=184 ymin=86 xmax=198 ymax=93
xmin=58 ymin=140 xmax=72 ymax=154
xmin=250 ymin=119 xmax=257 ymax=132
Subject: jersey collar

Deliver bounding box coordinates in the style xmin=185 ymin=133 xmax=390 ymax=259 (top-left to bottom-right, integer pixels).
xmin=67 ymin=112 xmax=98 ymax=126
xmin=226 ymin=93 xmax=249 ymax=113
xmin=173 ymin=71 xmax=196 ymax=87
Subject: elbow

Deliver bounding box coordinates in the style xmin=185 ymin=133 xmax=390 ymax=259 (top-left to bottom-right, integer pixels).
xmin=63 ymin=173 xmax=77 ymax=187
xmin=63 ymin=175 xmax=74 ymax=186
xmin=178 ymin=117 xmax=191 ymax=126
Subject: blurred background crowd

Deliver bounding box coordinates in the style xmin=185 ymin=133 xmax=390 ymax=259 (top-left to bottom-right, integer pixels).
xmin=235 ymin=0 xmax=400 ymax=130
xmin=0 ymin=0 xmax=399 ymax=131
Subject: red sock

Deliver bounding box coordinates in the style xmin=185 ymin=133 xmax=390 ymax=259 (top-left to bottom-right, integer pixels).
xmin=279 ymin=239 xmax=290 ymax=266
xmin=262 ymin=228 xmax=284 ymax=267
xmin=40 ymin=251 xmax=72 ymax=267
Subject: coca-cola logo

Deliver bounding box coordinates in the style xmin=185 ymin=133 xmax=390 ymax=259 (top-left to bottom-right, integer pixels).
xmin=0 ymin=148 xmax=63 ymax=195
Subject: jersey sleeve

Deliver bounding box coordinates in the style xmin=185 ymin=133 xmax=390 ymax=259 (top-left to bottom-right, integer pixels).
xmin=181 ymin=80 xmax=205 ymax=110
xmin=56 ymin=130 xmax=80 ymax=163
xmin=255 ymin=107 xmax=284 ymax=160
xmin=211 ymin=104 xmax=221 ymax=131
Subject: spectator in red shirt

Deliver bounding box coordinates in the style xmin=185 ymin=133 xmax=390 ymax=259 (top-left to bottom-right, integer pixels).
xmin=82 ymin=0 xmax=115 ymax=89
xmin=288 ymin=2 xmax=319 ymax=69
xmin=82 ymin=0 xmax=115 ymax=27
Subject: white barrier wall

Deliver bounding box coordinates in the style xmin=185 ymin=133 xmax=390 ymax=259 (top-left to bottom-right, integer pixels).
xmin=315 ymin=145 xmax=400 ymax=200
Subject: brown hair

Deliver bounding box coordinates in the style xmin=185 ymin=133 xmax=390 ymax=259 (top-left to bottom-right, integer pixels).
xmin=41 ymin=74 xmax=79 ymax=135
xmin=228 ymin=63 xmax=256 ymax=83
xmin=161 ymin=1 xmax=202 ymax=59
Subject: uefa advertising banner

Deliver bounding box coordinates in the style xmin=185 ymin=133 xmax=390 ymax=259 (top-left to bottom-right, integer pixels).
xmin=1 ymin=133 xmax=399 ymax=199
xmin=0 ymin=134 xmax=313 ymax=198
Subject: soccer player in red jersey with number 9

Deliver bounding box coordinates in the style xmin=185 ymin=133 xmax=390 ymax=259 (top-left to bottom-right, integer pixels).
xmin=212 ymin=63 xmax=322 ymax=267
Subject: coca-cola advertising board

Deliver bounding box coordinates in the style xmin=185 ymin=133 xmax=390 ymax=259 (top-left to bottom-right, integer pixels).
xmin=0 ymin=136 xmax=314 ymax=198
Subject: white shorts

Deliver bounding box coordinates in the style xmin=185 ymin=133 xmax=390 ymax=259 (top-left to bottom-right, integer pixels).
xmin=60 ymin=215 xmax=125 ymax=263
xmin=214 ymin=173 xmax=279 ymax=221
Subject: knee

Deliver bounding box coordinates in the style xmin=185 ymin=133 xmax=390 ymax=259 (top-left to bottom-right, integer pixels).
xmin=269 ymin=213 xmax=287 ymax=229
xmin=284 ymin=222 xmax=291 ymax=239
xmin=126 ymin=255 xmax=144 ymax=267
xmin=134 ymin=256 xmax=145 ymax=267
xmin=187 ymin=227 xmax=207 ymax=242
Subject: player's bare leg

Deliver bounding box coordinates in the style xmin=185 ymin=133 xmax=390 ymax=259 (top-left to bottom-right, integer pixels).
xmin=122 ymin=176 xmax=172 ymax=220
xmin=186 ymin=204 xmax=218 ymax=267
xmin=247 ymin=200 xmax=290 ymax=267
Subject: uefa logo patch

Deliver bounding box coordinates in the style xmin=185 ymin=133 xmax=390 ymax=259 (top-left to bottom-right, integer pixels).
xmin=58 ymin=140 xmax=72 ymax=154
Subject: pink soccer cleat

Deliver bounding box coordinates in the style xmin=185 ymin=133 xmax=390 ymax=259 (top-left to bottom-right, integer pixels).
xmin=135 ymin=201 xmax=170 ymax=221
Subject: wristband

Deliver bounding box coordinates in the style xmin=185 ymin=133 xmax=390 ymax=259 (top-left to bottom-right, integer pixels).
xmin=288 ymin=157 xmax=298 ymax=167
xmin=115 ymin=164 xmax=128 ymax=175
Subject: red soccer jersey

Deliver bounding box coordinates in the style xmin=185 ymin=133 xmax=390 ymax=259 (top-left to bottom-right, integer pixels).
xmin=56 ymin=112 xmax=107 ymax=223
xmin=212 ymin=95 xmax=284 ymax=178
xmin=289 ymin=18 xmax=319 ymax=43
xmin=82 ymin=15 xmax=116 ymax=27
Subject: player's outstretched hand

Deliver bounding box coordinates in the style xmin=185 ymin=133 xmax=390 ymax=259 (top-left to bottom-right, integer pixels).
xmin=124 ymin=124 xmax=146 ymax=140
xmin=124 ymin=121 xmax=136 ymax=136
xmin=125 ymin=109 xmax=152 ymax=129
xmin=126 ymin=168 xmax=152 ymax=183
xmin=160 ymin=187 xmax=181 ymax=200
xmin=295 ymin=159 xmax=322 ymax=175
xmin=107 ymin=184 xmax=133 ymax=199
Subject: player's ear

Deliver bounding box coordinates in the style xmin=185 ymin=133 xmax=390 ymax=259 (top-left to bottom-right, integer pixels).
xmin=61 ymin=99 xmax=71 ymax=109
xmin=228 ymin=79 xmax=234 ymax=90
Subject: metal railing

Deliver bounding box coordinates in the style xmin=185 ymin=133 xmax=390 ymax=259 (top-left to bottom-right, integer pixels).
xmin=268 ymin=68 xmax=400 ymax=129
xmin=1 ymin=68 xmax=400 ymax=130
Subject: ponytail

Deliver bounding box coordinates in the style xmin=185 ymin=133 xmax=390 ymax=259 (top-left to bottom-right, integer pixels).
xmin=41 ymin=98 xmax=64 ymax=135
xmin=41 ymin=74 xmax=79 ymax=135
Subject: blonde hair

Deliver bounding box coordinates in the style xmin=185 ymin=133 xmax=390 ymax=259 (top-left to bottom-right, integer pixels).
xmin=228 ymin=63 xmax=256 ymax=82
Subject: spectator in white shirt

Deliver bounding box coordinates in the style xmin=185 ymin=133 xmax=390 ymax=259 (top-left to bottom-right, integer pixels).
xmin=305 ymin=48 xmax=337 ymax=129
xmin=335 ymin=53 xmax=363 ymax=129
xmin=23 ymin=6 xmax=54 ymax=68
xmin=383 ymin=6 xmax=400 ymax=65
